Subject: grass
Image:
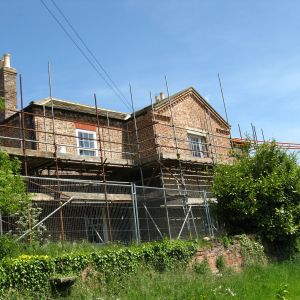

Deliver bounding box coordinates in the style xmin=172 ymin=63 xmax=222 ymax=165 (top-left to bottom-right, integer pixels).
xmin=53 ymin=258 xmax=300 ymax=300
xmin=2 ymin=239 xmax=300 ymax=299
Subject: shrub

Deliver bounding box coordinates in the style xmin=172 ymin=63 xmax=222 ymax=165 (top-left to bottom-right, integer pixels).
xmin=238 ymin=235 xmax=267 ymax=266
xmin=194 ymin=259 xmax=211 ymax=275
xmin=216 ymin=256 xmax=226 ymax=271
xmin=0 ymin=255 xmax=54 ymax=292
xmin=213 ymin=142 xmax=300 ymax=248
xmin=222 ymin=236 xmax=233 ymax=248
xmin=0 ymin=235 xmax=18 ymax=260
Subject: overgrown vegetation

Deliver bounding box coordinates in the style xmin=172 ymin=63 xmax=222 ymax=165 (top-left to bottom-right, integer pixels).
xmin=0 ymin=239 xmax=196 ymax=296
xmin=0 ymin=236 xmax=270 ymax=298
xmin=238 ymin=234 xmax=268 ymax=266
xmin=0 ymin=139 xmax=299 ymax=297
xmin=193 ymin=259 xmax=211 ymax=275
xmin=213 ymin=142 xmax=300 ymax=256
xmin=4 ymin=257 xmax=300 ymax=299
xmin=0 ymin=97 xmax=4 ymax=110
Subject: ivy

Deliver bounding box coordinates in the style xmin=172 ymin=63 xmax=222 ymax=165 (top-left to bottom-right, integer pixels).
xmin=0 ymin=255 xmax=53 ymax=292
xmin=238 ymin=235 xmax=267 ymax=266
xmin=0 ymin=240 xmax=197 ymax=294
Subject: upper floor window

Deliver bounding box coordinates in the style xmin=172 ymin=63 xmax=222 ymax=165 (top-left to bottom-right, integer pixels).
xmin=188 ymin=134 xmax=208 ymax=158
xmin=76 ymin=129 xmax=98 ymax=157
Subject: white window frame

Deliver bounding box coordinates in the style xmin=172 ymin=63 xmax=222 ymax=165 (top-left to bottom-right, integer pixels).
xmin=187 ymin=132 xmax=209 ymax=158
xmin=76 ymin=129 xmax=98 ymax=157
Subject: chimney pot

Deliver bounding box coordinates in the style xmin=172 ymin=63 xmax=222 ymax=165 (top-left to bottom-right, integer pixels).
xmin=155 ymin=92 xmax=165 ymax=103
xmin=3 ymin=53 xmax=11 ymax=68
xmin=159 ymin=92 xmax=165 ymax=100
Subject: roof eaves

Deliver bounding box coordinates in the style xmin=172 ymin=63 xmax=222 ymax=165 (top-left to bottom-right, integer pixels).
xmin=32 ymin=98 xmax=130 ymax=120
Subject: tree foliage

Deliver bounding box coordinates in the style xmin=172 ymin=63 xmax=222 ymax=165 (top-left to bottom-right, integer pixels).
xmin=15 ymin=203 xmax=47 ymax=242
xmin=0 ymin=151 xmax=29 ymax=215
xmin=0 ymin=97 xmax=4 ymax=110
xmin=213 ymin=142 xmax=300 ymax=243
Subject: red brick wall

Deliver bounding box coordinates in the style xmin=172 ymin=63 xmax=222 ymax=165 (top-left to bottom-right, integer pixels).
xmin=153 ymin=93 xmax=231 ymax=163
xmin=32 ymin=107 xmax=129 ymax=160
xmin=0 ymin=115 xmax=21 ymax=148
xmin=0 ymin=113 xmax=35 ymax=149
xmin=0 ymin=90 xmax=231 ymax=170
xmin=192 ymin=241 xmax=243 ymax=273
xmin=127 ymin=111 xmax=156 ymax=162
xmin=132 ymin=92 xmax=231 ymax=164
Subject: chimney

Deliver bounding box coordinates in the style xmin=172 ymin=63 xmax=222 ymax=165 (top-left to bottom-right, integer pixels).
xmin=0 ymin=53 xmax=17 ymax=122
xmin=155 ymin=92 xmax=166 ymax=103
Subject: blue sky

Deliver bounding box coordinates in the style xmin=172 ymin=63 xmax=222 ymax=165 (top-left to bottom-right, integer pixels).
xmin=2 ymin=1 xmax=300 ymax=142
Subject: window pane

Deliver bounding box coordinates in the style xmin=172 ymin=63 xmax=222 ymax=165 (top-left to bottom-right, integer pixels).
xmin=188 ymin=134 xmax=208 ymax=158
xmin=79 ymin=149 xmax=96 ymax=156
xmin=77 ymin=130 xmax=97 ymax=156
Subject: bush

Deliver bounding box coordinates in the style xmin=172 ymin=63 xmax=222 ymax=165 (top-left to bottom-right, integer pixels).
xmin=0 ymin=235 xmax=18 ymax=260
xmin=238 ymin=235 xmax=267 ymax=266
xmin=194 ymin=259 xmax=211 ymax=275
xmin=0 ymin=255 xmax=54 ymax=293
xmin=216 ymin=256 xmax=226 ymax=271
xmin=213 ymin=142 xmax=300 ymax=249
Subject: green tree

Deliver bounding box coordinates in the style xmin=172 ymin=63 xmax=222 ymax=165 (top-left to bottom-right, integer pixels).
xmin=0 ymin=97 xmax=4 ymax=110
xmin=15 ymin=203 xmax=48 ymax=242
xmin=213 ymin=142 xmax=300 ymax=245
xmin=0 ymin=151 xmax=29 ymax=215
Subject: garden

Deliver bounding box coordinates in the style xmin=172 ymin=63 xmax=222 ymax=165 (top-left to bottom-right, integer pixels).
xmin=0 ymin=141 xmax=300 ymax=299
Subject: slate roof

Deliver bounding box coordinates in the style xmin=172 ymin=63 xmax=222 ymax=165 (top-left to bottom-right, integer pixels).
xmin=31 ymin=98 xmax=130 ymax=121
xmin=3 ymin=87 xmax=229 ymax=126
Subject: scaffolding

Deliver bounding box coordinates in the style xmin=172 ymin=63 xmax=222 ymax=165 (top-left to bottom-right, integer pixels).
xmin=3 ymin=176 xmax=216 ymax=242
xmin=0 ymin=85 xmax=261 ymax=242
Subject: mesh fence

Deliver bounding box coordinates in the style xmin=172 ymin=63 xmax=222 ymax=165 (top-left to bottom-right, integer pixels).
xmin=135 ymin=186 xmax=214 ymax=242
xmin=2 ymin=176 xmax=216 ymax=243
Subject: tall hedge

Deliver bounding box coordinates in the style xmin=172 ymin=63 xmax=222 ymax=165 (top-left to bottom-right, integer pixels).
xmin=213 ymin=142 xmax=300 ymax=245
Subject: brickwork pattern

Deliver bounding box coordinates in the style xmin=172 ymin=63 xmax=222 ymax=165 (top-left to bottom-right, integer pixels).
xmin=33 ymin=108 xmax=129 ymax=160
xmin=152 ymin=93 xmax=231 ymax=163
xmin=192 ymin=241 xmax=243 ymax=272
xmin=0 ymin=67 xmax=17 ymax=122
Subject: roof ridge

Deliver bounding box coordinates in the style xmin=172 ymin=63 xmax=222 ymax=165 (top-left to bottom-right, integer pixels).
xmin=132 ymin=86 xmax=229 ymax=127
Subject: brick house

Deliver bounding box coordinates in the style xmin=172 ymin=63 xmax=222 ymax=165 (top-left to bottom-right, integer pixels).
xmin=0 ymin=53 xmax=231 ymax=242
